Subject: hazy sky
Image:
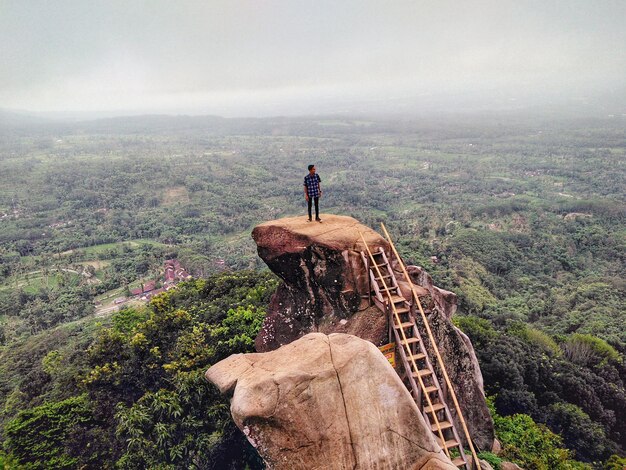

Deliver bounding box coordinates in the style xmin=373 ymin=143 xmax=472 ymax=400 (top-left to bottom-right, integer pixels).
xmin=1 ymin=0 xmax=625 ymax=116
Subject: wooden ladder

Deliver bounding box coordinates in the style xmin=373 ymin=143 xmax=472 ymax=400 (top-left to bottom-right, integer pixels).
xmin=360 ymin=238 xmax=470 ymax=469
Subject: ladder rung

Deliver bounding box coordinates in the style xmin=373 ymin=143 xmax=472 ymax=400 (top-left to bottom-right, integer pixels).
xmin=424 ymin=402 xmax=446 ymax=414
xmin=437 ymin=437 xmax=460 ymax=449
xmin=412 ymin=369 xmax=432 ymax=378
xmin=407 ymin=352 xmax=426 ymax=361
xmin=374 ymin=273 xmax=392 ymax=280
xmin=386 ymin=294 xmax=406 ymax=304
xmin=423 ymin=384 xmax=438 ymax=394
xmin=430 ymin=420 xmax=453 ymax=432
xmin=394 ymin=321 xmax=414 ymax=330
xmin=395 ymin=306 xmax=410 ymax=314
xmin=381 ymin=285 xmax=398 ymax=293
xmin=451 ymin=456 xmax=467 ymax=467
xmin=401 ymin=337 xmax=420 ymax=345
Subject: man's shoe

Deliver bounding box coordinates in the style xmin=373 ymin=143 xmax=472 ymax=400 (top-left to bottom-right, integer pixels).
xmin=307 ymin=218 xmax=312 ymax=222
xmin=316 ymin=218 xmax=322 ymax=222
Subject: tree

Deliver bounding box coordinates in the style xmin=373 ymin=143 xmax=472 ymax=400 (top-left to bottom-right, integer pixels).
xmin=4 ymin=395 xmax=93 ymax=469
xmin=488 ymin=398 xmax=590 ymax=470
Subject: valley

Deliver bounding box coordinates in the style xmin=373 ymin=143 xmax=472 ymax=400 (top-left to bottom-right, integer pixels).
xmin=0 ymin=113 xmax=624 ymax=468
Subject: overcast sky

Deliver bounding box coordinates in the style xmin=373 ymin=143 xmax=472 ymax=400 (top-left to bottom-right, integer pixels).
xmin=1 ymin=0 xmax=625 ymax=117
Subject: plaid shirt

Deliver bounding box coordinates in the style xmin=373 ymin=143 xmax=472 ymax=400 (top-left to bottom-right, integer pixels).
xmin=304 ymin=173 xmax=321 ymax=198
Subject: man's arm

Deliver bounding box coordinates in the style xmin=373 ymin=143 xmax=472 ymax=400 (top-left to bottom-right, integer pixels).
xmin=304 ymin=184 xmax=309 ymax=200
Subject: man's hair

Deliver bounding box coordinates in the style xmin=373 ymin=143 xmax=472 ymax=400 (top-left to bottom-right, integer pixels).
xmin=308 ymin=164 xmax=315 ymax=171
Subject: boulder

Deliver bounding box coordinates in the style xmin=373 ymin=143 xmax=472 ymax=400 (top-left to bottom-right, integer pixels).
xmin=206 ymin=333 xmax=458 ymax=470
xmin=252 ymin=214 xmax=392 ymax=352
xmin=501 ymin=462 xmax=525 ymax=470
xmin=406 ymin=266 xmax=458 ymax=320
xmin=491 ymin=438 xmax=502 ymax=454
xmin=479 ymin=460 xmax=494 ymax=470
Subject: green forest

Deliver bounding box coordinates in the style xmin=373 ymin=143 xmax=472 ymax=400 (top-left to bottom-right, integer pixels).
xmin=0 ymin=113 xmax=624 ymax=469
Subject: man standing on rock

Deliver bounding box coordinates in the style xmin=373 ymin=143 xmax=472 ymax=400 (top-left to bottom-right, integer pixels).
xmin=304 ymin=164 xmax=322 ymax=222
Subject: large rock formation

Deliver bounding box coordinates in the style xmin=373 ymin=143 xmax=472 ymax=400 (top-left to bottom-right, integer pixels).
xmin=252 ymin=215 xmax=494 ymax=451
xmin=252 ymin=214 xmax=392 ymax=352
xmin=206 ymin=333 xmax=458 ymax=470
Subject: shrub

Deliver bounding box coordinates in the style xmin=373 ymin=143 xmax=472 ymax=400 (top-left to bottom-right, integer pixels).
xmin=546 ymin=403 xmax=609 ymax=462
xmin=604 ymin=454 xmax=626 ymax=470
xmin=509 ymin=323 xmax=562 ymax=357
xmin=0 ymin=451 xmax=22 ymax=469
xmin=487 ymin=397 xmax=591 ymax=469
xmin=477 ymin=452 xmax=502 ymax=470
xmin=4 ymin=394 xmax=93 ymax=469
xmin=452 ymin=315 xmax=498 ymax=347
xmin=563 ymin=333 xmax=622 ymax=366
xmin=112 ymin=306 xmax=148 ymax=333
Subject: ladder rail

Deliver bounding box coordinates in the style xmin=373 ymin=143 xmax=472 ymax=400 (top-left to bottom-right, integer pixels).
xmin=368 ymin=251 xmax=469 ymax=469
xmin=359 ymin=251 xmax=372 ymax=307
xmin=389 ymin=305 xmax=422 ymax=404
xmin=362 ymin=251 xmax=394 ymax=344
xmin=401 ymin=317 xmax=468 ymax=467
xmin=378 ymin=249 xmax=402 ymax=292
xmin=358 ymin=232 xmax=452 ymax=461
xmin=406 ymin=321 xmax=456 ymax=432
xmin=380 ymin=222 xmax=480 ymax=470
xmin=369 ymin=270 xmax=385 ymax=303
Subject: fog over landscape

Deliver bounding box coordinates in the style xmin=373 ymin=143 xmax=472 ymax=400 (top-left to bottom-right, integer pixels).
xmin=1 ymin=0 xmax=625 ymax=118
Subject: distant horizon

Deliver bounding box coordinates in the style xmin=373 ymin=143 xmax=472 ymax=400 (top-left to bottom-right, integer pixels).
xmin=3 ymin=85 xmax=626 ymax=123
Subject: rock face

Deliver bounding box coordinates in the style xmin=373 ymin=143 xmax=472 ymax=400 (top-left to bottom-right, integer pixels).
xmin=406 ymin=266 xmax=458 ymax=320
xmin=251 ymin=215 xmax=494 ymax=451
xmin=252 ymin=214 xmax=391 ymax=352
xmin=206 ymin=333 xmax=458 ymax=470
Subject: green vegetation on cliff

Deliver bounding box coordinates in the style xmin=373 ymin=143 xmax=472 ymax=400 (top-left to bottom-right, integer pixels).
xmin=1 ymin=271 xmax=277 ymax=469
xmin=455 ymin=317 xmax=625 ymax=465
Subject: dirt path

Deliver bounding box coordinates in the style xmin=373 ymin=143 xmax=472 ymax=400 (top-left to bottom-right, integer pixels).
xmin=95 ymin=304 xmax=121 ymax=317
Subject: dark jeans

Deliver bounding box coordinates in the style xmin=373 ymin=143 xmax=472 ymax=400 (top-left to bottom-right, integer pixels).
xmin=307 ymin=197 xmax=319 ymax=220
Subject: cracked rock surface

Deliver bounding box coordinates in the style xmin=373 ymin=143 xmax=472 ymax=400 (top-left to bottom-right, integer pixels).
xmin=206 ymin=333 xmax=458 ymax=470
